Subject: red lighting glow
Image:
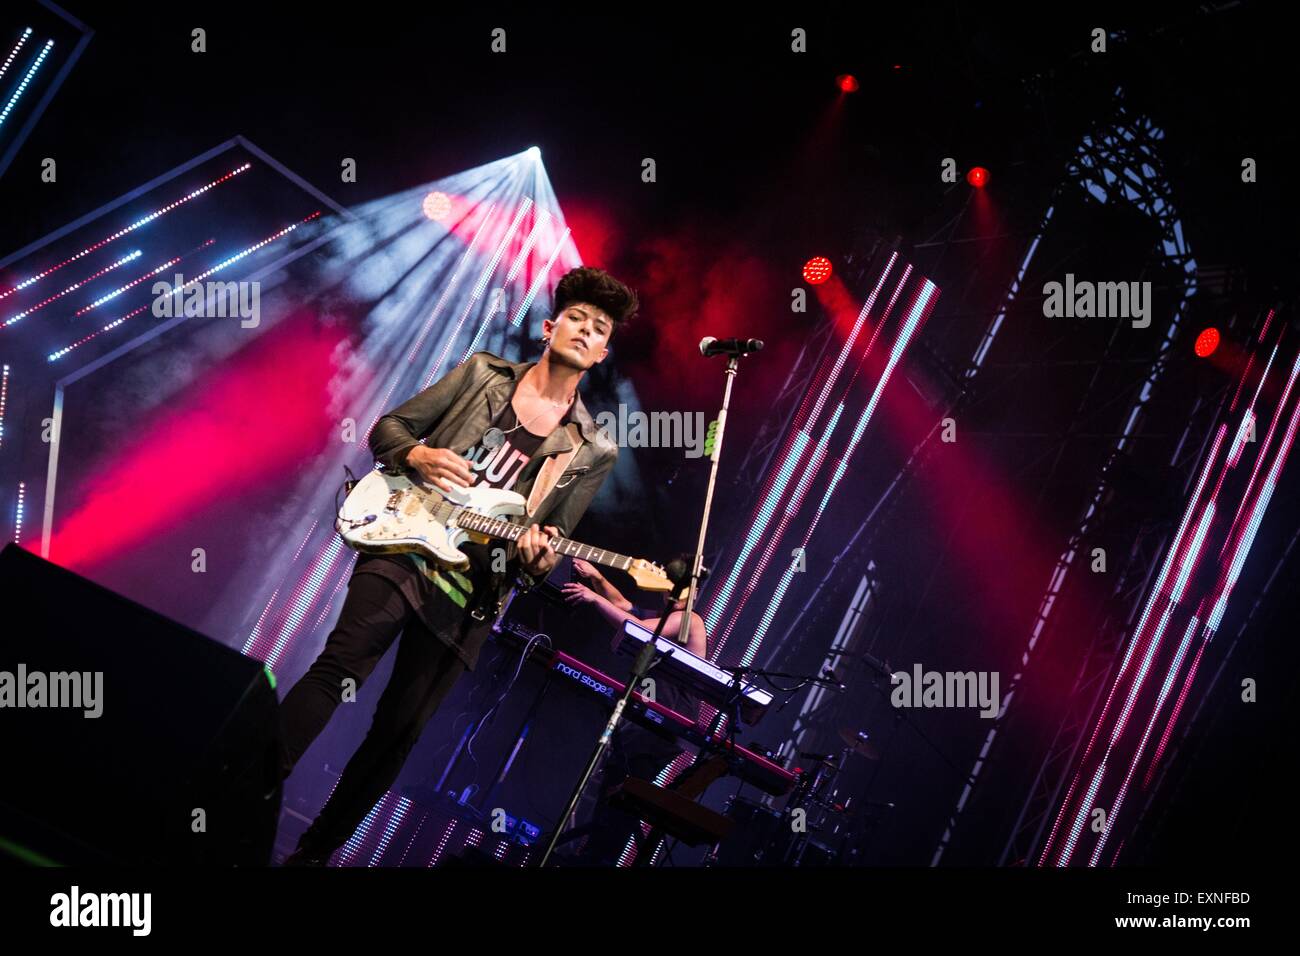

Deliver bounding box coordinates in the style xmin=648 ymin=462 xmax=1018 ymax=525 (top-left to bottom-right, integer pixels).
xmin=803 ymin=257 xmax=833 ymax=285
xmin=837 ymin=74 xmax=859 ymax=93
xmin=966 ymin=166 xmax=989 ymax=188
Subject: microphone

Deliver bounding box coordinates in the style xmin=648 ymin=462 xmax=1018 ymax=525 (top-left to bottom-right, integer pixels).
xmin=699 ymin=336 xmax=764 ymax=357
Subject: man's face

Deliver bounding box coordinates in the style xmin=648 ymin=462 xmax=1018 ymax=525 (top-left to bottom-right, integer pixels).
xmin=543 ymin=302 xmax=612 ymax=370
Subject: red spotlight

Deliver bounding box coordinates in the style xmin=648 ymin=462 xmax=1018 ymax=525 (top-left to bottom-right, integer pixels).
xmin=837 ymin=74 xmax=859 ymax=93
xmin=803 ymin=256 xmax=833 ymax=285
xmin=1194 ymin=327 xmax=1221 ymax=358
xmin=966 ymin=166 xmax=989 ymax=188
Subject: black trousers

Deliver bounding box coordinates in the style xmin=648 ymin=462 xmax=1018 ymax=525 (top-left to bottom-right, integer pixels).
xmin=277 ymin=570 xmax=466 ymax=857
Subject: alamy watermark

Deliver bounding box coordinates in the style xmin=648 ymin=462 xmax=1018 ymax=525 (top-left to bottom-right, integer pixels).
xmin=0 ymin=664 xmax=102 ymax=718
xmin=50 ymin=886 xmax=150 ymax=935
xmin=891 ymin=664 xmax=1000 ymax=718
xmin=152 ymin=272 xmax=260 ymax=328
xmin=595 ymin=405 xmax=707 ymax=458
xmin=1043 ymin=273 xmax=1151 ymax=328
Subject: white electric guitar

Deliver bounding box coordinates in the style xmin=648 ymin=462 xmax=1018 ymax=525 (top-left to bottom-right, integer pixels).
xmin=336 ymin=469 xmax=673 ymax=592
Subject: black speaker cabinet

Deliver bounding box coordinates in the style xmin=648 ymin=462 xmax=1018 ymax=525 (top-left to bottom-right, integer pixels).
xmin=0 ymin=544 xmax=280 ymax=865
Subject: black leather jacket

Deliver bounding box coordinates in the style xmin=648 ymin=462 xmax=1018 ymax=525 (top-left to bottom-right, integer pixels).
xmin=368 ymin=349 xmax=619 ymax=558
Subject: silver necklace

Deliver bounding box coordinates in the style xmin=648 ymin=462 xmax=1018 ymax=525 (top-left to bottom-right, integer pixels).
xmin=482 ymin=389 xmax=573 ymax=449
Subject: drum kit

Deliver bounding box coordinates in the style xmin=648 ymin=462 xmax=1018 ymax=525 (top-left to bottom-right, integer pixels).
xmin=706 ymin=725 xmax=892 ymax=867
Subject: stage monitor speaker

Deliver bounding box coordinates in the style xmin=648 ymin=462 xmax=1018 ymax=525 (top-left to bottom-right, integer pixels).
xmin=0 ymin=543 xmax=280 ymax=865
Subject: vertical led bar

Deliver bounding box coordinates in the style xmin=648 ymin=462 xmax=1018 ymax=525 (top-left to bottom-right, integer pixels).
xmin=366 ymin=796 xmax=412 ymax=867
xmin=1043 ymin=343 xmax=1300 ymax=867
xmin=1037 ymin=424 xmax=1227 ymax=866
xmin=703 ymin=255 xmax=900 ymax=634
xmin=426 ymin=198 xmax=531 ymax=383
xmin=709 ymin=263 xmax=912 ymax=652
xmin=510 ymin=224 xmax=568 ymax=327
xmin=428 ymin=820 xmax=458 ymax=867
xmin=403 ymin=202 xmax=496 ymax=366
xmin=737 ymin=279 xmax=938 ymax=667
xmin=1088 ymin=614 xmax=1201 ymax=866
xmin=0 ymin=363 xmax=9 ymax=446
xmin=13 ymin=481 xmax=24 ymax=544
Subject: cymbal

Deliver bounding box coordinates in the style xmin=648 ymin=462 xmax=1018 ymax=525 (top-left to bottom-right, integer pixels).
xmin=838 ymin=727 xmax=881 ymax=760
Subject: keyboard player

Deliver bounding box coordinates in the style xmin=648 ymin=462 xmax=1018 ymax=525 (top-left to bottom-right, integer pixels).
xmin=559 ymin=556 xmax=707 ymax=864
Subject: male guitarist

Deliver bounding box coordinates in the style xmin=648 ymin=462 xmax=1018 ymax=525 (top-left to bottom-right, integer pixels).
xmin=279 ymin=266 xmax=637 ymax=865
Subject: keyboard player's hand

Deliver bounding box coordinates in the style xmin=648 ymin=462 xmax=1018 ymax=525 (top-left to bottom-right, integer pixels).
xmin=560 ymin=582 xmax=598 ymax=606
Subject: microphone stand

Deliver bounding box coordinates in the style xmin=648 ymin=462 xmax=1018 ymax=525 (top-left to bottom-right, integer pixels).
xmin=538 ymin=571 xmax=688 ymax=867
xmin=640 ymin=353 xmax=750 ymax=865
xmin=680 ymin=354 xmax=740 ymax=632
xmin=539 ymin=350 xmax=751 ymax=867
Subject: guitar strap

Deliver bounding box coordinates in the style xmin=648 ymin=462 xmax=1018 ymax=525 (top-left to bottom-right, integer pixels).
xmin=525 ymin=422 xmax=584 ymax=520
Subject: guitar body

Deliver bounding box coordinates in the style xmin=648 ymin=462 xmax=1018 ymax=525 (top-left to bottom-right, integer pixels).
xmin=335 ymin=467 xmax=672 ymax=592
xmin=335 ymin=469 xmax=526 ymax=571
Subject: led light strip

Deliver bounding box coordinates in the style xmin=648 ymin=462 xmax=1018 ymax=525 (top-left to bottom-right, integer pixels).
xmin=425 ymin=199 xmax=531 ymax=383
xmin=703 ymin=256 xmax=900 ymax=634
xmin=1216 ymin=348 xmax=1300 ymax=564
xmin=244 ymin=521 xmax=319 ymax=656
xmin=402 ymin=203 xmax=495 ymax=365
xmin=72 ymin=216 xmax=316 ymax=366
xmin=47 ymin=242 xmax=221 ymax=359
xmin=428 ymin=820 xmax=457 ymax=867
xmin=453 ymin=199 xmax=534 ymax=363
xmin=509 ymin=224 xmax=568 ymax=327
xmin=1143 ymin=639 xmax=1209 ymax=789
xmin=1088 ymin=614 xmax=1202 ymax=866
xmin=709 ymin=407 xmax=843 ymax=659
xmin=336 ymin=792 xmax=401 ymax=867
xmin=48 ymin=305 xmax=146 ymax=361
xmin=259 ymin=536 xmax=347 ymax=670
xmin=13 ymin=481 xmax=24 ymax=544
xmin=0 ymin=165 xmax=252 ymax=302
xmin=1098 ymin=519 xmax=1278 ymax=865
xmin=367 ymin=796 xmax=411 ymax=867
xmin=2 ymin=251 xmax=142 ymax=329
xmin=0 ymin=363 xmax=9 ymax=446
xmin=152 ymin=212 xmax=320 ymax=317
xmin=1045 ymin=347 xmax=1300 ymax=866
xmin=710 ymin=265 xmax=916 ymax=656
xmin=461 ymin=209 xmax=551 ymax=357
xmin=74 ymin=254 xmax=186 ymax=315
xmin=736 ymin=281 xmax=939 ymax=668
xmin=1036 ymin=427 xmax=1227 ymax=864
xmin=709 ymin=264 xmax=914 ymax=660
xmin=0 ymin=28 xmax=32 ymax=84
xmin=0 ymin=38 xmax=52 ymax=130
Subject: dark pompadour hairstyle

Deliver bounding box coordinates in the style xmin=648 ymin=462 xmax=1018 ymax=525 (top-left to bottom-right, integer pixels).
xmin=551 ymin=266 xmax=639 ymax=333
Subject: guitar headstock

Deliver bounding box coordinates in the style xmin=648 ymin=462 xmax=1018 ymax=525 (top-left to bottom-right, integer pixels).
xmin=627 ymin=558 xmax=673 ymax=593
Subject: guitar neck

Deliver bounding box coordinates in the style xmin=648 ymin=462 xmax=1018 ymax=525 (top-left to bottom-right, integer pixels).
xmin=453 ymin=509 xmax=637 ymax=572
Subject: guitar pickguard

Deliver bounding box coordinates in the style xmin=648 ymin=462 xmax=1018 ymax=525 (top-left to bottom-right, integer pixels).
xmin=336 ymin=470 xmax=527 ymax=572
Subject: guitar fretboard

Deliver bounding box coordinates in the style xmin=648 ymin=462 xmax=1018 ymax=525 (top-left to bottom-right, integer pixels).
xmin=451 ymin=507 xmax=636 ymax=571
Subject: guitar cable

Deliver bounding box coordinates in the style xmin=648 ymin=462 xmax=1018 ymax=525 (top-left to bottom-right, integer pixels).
xmin=465 ymin=630 xmax=553 ymax=761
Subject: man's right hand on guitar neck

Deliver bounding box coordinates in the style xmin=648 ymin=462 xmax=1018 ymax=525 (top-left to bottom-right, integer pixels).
xmin=406 ymin=445 xmax=474 ymax=492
